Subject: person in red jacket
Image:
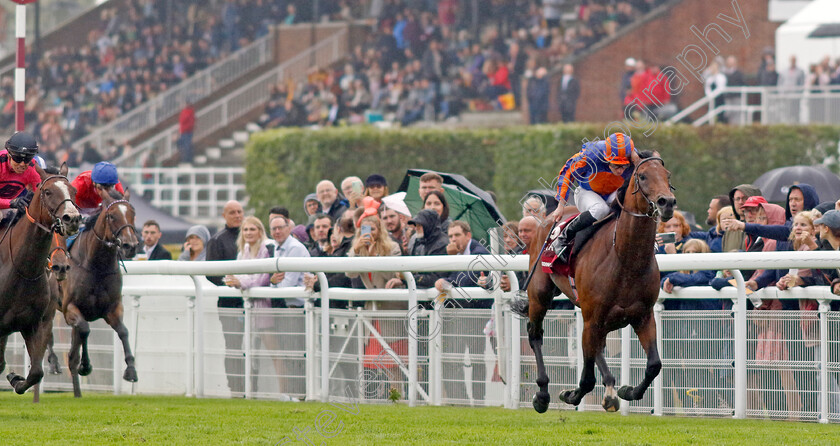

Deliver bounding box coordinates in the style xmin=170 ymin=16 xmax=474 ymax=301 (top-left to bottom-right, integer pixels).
xmin=71 ymin=161 xmax=125 ymax=216
xmin=178 ymin=102 xmax=195 ymax=164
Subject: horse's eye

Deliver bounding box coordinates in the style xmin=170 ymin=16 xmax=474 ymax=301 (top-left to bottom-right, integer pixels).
xmin=639 ymin=175 xmax=647 ymax=181
xmin=44 ymin=190 xmax=51 ymax=196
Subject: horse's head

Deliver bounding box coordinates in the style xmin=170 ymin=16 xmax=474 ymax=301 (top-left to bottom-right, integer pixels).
xmin=626 ymin=151 xmax=676 ymax=221
xmin=32 ymin=163 xmax=82 ymax=236
xmin=97 ymin=189 xmax=139 ymax=259
xmin=49 ymin=239 xmax=70 ymax=281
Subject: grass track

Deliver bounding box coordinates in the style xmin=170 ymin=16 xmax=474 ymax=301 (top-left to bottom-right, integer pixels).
xmin=0 ymin=392 xmax=835 ymax=445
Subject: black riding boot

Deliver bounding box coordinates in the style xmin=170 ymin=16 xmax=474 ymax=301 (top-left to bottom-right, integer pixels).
xmin=552 ymin=211 xmax=597 ymax=264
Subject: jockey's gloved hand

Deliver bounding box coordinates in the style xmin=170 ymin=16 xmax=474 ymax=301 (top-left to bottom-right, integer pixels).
xmin=9 ymin=196 xmax=27 ymax=213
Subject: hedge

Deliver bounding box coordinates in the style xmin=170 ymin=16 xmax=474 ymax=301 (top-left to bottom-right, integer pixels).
xmin=245 ymin=124 xmax=840 ymax=226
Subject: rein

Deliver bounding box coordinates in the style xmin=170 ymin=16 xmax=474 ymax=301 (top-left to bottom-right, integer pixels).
xmin=89 ymin=199 xmax=136 ymax=274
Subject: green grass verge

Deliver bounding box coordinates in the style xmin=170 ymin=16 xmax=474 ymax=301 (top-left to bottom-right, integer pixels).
xmin=0 ymin=392 xmax=835 ymax=445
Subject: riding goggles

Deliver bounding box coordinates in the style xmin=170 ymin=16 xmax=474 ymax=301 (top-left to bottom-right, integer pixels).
xmin=9 ymin=153 xmax=33 ymax=164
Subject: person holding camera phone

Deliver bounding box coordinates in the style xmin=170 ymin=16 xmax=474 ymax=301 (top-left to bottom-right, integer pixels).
xmin=345 ymin=200 xmax=403 ymax=306
xmin=655 ymin=210 xmax=691 ymax=254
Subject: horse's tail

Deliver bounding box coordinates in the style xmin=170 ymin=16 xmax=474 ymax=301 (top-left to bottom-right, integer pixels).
xmin=510 ymin=292 xmax=529 ymax=318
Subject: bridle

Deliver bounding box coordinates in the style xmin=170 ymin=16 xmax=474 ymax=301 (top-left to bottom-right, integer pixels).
xmin=27 ymin=174 xmax=80 ymax=234
xmin=616 ymin=157 xmax=675 ymax=220
xmin=92 ymin=199 xmax=136 ymax=251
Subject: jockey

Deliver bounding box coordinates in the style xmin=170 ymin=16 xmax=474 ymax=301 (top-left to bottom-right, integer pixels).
xmin=71 ymin=161 xmax=125 ymax=218
xmin=0 ymin=132 xmax=42 ymax=220
xmin=550 ymin=133 xmax=637 ymax=263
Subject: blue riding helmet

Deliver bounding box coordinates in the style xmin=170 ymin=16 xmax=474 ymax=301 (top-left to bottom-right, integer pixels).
xmin=91 ymin=161 xmax=119 ymax=185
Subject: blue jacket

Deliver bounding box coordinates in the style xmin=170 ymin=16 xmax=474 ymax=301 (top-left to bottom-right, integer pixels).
xmin=688 ymin=227 xmax=723 ymax=252
xmin=744 ymin=183 xmax=819 ymax=241
xmin=660 ymin=269 xmax=722 ymax=310
xmin=446 ymin=239 xmax=491 ymax=309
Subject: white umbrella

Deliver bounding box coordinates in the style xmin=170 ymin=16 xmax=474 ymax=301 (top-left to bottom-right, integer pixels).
xmin=381 ymin=192 xmax=412 ymax=217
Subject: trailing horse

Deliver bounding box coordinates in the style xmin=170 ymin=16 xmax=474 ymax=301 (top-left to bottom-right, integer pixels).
xmin=62 ymin=189 xmax=138 ymax=397
xmin=0 ymin=164 xmax=81 ymax=395
xmin=514 ymin=151 xmax=675 ymax=413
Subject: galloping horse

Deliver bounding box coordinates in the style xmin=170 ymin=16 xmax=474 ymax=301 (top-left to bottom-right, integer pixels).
xmin=0 ymin=164 xmax=82 ymax=395
xmin=514 ymin=151 xmax=675 ymax=413
xmin=62 ymin=189 xmax=138 ymax=397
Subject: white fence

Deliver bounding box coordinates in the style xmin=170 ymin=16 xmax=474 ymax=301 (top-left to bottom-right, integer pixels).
xmin=5 ymin=252 xmax=839 ymax=423
xmin=667 ymin=86 xmax=840 ymax=126
xmin=73 ymin=31 xmax=275 ymax=157
xmin=113 ymin=28 xmax=348 ymax=168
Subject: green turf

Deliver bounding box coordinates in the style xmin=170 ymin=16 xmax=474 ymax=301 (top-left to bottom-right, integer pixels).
xmin=0 ymin=392 xmax=835 ymax=445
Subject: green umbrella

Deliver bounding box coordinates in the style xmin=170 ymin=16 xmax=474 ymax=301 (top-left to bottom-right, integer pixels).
xmin=398 ymin=169 xmax=506 ymax=245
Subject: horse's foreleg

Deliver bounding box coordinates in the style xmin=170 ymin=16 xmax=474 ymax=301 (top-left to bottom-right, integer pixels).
xmin=618 ymin=313 xmax=661 ymax=401
xmin=65 ymin=303 xmax=89 ymax=398
xmin=560 ymin=322 xmax=598 ymax=406
xmin=0 ymin=335 xmax=7 ymax=374
xmin=7 ymin=322 xmax=49 ymax=395
xmin=528 ymin=318 xmax=550 ymax=413
xmin=105 ymin=304 xmax=137 ymax=383
xmin=596 ymin=351 xmax=619 ymax=412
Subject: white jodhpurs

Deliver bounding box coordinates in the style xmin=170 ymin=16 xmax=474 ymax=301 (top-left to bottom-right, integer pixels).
xmin=574 ymin=188 xmax=617 ymax=220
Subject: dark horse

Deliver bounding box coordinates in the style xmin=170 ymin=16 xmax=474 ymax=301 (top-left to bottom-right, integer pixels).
xmin=0 ymin=164 xmax=82 ymax=395
xmin=62 ymin=189 xmax=138 ymax=397
xmin=514 ymin=151 xmax=675 ymax=413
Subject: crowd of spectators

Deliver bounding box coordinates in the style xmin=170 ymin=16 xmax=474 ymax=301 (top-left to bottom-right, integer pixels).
xmin=258 ymin=0 xmax=671 ymax=129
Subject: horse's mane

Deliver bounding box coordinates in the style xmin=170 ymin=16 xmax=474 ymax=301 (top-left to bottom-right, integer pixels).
xmin=610 ymin=150 xmax=657 ymax=213
xmin=105 ymin=187 xmax=124 ymax=201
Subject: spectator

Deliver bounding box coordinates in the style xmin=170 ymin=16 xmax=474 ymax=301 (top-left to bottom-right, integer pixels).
xmin=340 ymin=176 xmax=365 ymax=210
xmin=723 ymin=56 xmax=745 ymax=124
xmin=522 ymin=195 xmax=547 ymax=220
xmin=558 ymin=64 xmax=580 ymax=123
xmin=730 ymin=183 xmax=819 ymax=243
xmin=316 ymin=180 xmax=349 ymax=221
xmin=418 ymin=172 xmax=444 ymax=200
xmin=137 ymin=220 xmax=171 ymax=260
xmin=721 ymin=184 xmax=763 ymax=252
xmin=526 ymin=67 xmax=550 ymax=124
xmin=205 ymin=200 xmax=245 ymax=395
xmin=178 ymin=224 xmax=211 ymax=261
xmin=619 ymin=57 xmax=636 ymax=108
xmin=422 ymin=189 xmax=451 ymax=232
xmin=382 ymin=204 xmax=412 ymax=254
xmin=660 ymin=239 xmax=718 ymax=309
xmin=268 ymin=215 xmax=310 ymax=308
xmin=655 ymin=211 xmax=691 ymax=254
xmin=303 ymin=193 xmax=322 ymax=220
xmin=757 ymin=57 xmax=778 ymax=87
xmin=434 ymin=220 xmax=491 ymax=308
xmin=347 ymin=207 xmax=403 ymax=296
xmin=304 ymin=213 xmax=333 ymax=257
xmin=407 ymin=209 xmax=449 ymax=288
xmin=778 ymin=55 xmax=806 ymax=88
xmin=704 ymin=60 xmax=727 ymax=124
xmin=364 ymin=174 xmax=389 ymax=200
xmin=178 ymin=101 xmax=195 ymax=164
xmin=518 ymin=215 xmax=538 ymax=251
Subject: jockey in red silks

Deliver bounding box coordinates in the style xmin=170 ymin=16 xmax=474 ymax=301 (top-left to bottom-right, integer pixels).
xmin=71 ymin=161 xmax=125 ymax=217
xmin=0 ymin=132 xmax=42 ymax=222
xmin=550 ymin=132 xmax=637 ymax=263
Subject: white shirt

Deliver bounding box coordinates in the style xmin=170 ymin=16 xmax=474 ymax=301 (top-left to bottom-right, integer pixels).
xmin=272 ymin=236 xmax=310 ymax=307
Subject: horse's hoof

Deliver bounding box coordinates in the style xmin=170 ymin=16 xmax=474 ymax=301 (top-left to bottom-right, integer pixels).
xmin=7 ymin=372 xmax=25 ymax=393
xmin=602 ymin=395 xmax=621 ymax=412
xmin=532 ymin=391 xmax=550 ymax=413
xmin=78 ymin=363 xmax=92 ymax=376
xmin=47 ymin=355 xmax=62 ymax=375
xmin=617 ymin=385 xmax=635 ymax=401
xmin=559 ymin=389 xmax=580 ymax=406
xmin=123 ymin=367 xmax=138 ymax=383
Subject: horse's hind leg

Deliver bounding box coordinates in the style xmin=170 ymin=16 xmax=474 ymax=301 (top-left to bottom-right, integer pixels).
xmin=618 ymin=313 xmax=661 ymax=401
xmin=106 ymin=303 xmax=137 ymax=383
xmin=46 ymin=329 xmax=61 ymax=375
xmin=596 ymin=351 xmax=619 ymax=412
xmin=65 ymin=303 xmax=89 ymax=398
xmin=560 ymin=322 xmax=599 ymax=406
xmin=7 ymin=322 xmax=49 ymax=395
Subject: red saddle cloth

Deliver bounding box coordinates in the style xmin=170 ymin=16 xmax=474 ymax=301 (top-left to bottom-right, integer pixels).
xmin=541 ymin=213 xmax=579 ymax=277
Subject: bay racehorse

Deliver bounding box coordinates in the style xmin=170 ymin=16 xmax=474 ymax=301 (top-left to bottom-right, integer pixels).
xmin=0 ymin=164 xmax=82 ymax=395
xmin=514 ymin=151 xmax=675 ymax=413
xmin=62 ymin=189 xmax=138 ymax=397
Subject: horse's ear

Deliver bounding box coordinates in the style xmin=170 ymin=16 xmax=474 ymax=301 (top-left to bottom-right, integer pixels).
xmin=630 ymin=151 xmax=641 ymax=166
xmin=123 ymin=188 xmax=130 ymax=201
xmin=59 ymin=162 xmax=68 ymax=177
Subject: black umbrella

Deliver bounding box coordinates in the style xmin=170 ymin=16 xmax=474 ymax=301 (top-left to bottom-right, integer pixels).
xmin=752 ymin=165 xmax=840 ymax=203
xmin=397 ymin=169 xmax=506 ymax=244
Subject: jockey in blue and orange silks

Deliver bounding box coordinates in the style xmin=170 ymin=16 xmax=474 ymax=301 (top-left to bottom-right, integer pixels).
xmin=550 ymin=132 xmax=637 ymax=262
